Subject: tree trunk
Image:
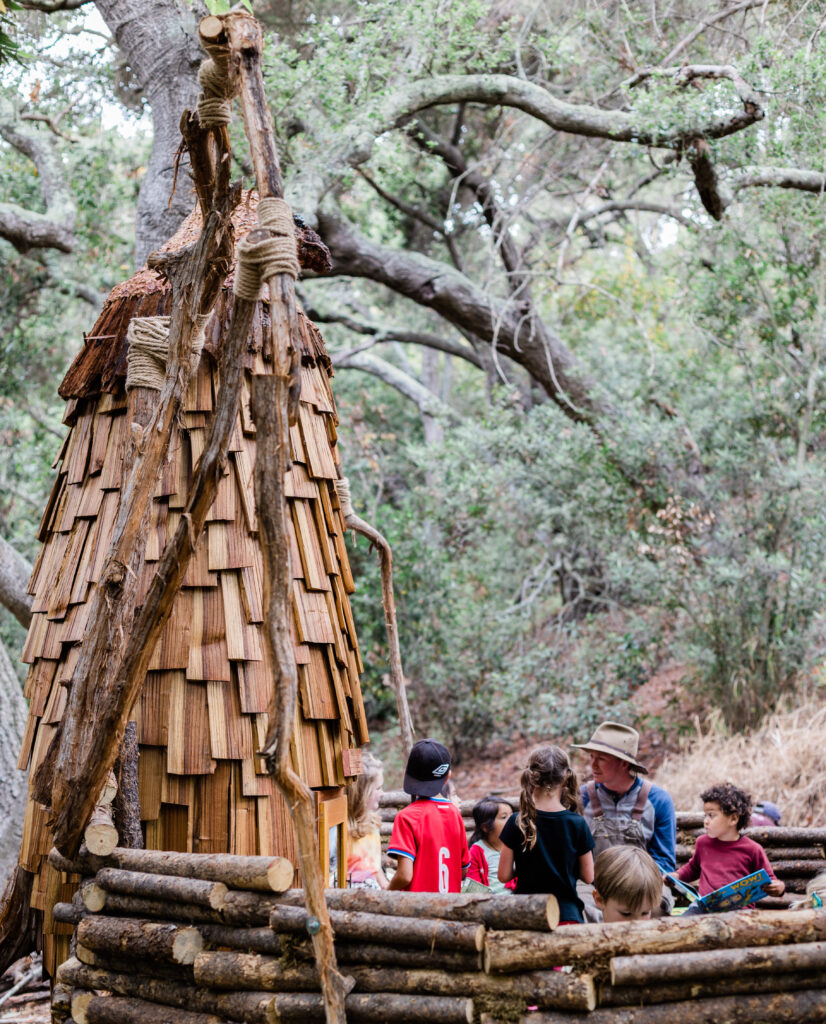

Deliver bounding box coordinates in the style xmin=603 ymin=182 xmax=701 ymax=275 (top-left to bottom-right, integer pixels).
xmin=275 ymin=888 xmax=558 ymax=930
xmin=0 ymin=538 xmax=32 ymax=629
xmin=0 ymin=639 xmax=28 ymax=880
xmin=609 ymin=940 xmax=826 ymax=987
xmin=76 ymin=917 xmax=203 ymax=965
xmin=269 ymin=905 xmax=485 ymax=951
xmin=85 ymin=869 xmax=229 ymax=911
xmin=93 ymin=1 xmax=202 ymax=266
xmin=192 ymin=951 xmax=324 ymax=992
xmin=195 ymin=924 xmax=281 ymax=954
xmin=484 ymin=909 xmax=826 ymax=973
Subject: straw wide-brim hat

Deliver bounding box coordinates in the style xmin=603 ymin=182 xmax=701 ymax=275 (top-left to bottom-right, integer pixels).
xmin=572 ymin=722 xmax=649 ymax=774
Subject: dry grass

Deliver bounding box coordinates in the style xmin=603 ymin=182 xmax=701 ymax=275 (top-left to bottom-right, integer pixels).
xmin=654 ymin=700 xmax=826 ymax=826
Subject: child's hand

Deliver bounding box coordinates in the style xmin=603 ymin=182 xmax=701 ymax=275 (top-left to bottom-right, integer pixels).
xmin=762 ymin=880 xmax=785 ymax=896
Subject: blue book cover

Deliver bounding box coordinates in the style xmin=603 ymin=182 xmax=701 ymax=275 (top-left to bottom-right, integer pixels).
xmin=665 ymin=869 xmax=772 ymax=913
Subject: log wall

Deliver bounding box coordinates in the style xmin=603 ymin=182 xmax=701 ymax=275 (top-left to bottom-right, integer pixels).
xmin=50 ymin=847 xmax=826 ymax=1024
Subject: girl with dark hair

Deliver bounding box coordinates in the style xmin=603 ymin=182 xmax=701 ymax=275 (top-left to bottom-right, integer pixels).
xmin=466 ymin=796 xmax=515 ymax=893
xmin=499 ymin=746 xmax=595 ymax=922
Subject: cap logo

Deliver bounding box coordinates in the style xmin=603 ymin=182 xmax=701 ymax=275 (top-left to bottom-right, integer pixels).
xmin=432 ymin=763 xmax=449 ymax=777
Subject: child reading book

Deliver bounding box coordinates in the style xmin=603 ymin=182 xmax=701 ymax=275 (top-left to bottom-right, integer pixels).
xmin=676 ymin=782 xmax=784 ymax=915
xmin=592 ymin=846 xmax=663 ymax=922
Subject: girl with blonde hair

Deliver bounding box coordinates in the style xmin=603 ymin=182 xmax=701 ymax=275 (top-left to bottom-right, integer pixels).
xmin=498 ymin=745 xmax=595 ymax=922
xmin=346 ymin=752 xmax=389 ymax=888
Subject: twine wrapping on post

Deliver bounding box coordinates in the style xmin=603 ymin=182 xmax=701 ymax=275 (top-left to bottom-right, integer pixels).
xmin=233 ymin=197 xmax=300 ymax=301
xmin=125 ymin=314 xmax=212 ymax=392
xmin=197 ymin=50 xmax=233 ymax=128
xmin=334 ymin=477 xmax=354 ymax=520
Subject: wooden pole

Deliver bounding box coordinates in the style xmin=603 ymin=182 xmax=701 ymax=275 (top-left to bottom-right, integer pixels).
xmin=218 ymin=11 xmax=348 ymax=1024
xmin=113 ymin=721 xmax=143 ymax=849
xmin=86 ymin=868 xmax=229 ymax=911
xmin=269 ymin=906 xmax=484 ymax=950
xmin=600 ymin=970 xmax=826 ymax=1007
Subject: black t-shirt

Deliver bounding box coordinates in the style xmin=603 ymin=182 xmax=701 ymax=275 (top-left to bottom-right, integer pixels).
xmin=500 ymin=809 xmax=595 ymax=921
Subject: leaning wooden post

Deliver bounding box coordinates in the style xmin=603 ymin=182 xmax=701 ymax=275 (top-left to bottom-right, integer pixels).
xmin=217 ymin=11 xmax=350 ymax=1024
xmin=334 ymin=478 xmax=414 ymax=756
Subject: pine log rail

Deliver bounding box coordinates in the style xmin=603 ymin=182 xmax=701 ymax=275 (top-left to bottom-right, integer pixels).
xmin=31 ymin=104 xmax=241 ymax=856
xmin=211 ymin=10 xmax=349 ymax=1024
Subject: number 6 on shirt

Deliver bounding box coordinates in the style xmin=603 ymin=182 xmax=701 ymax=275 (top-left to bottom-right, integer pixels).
xmin=438 ymin=847 xmax=450 ymax=893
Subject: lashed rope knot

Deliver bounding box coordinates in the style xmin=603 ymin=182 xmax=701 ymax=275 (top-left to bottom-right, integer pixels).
xmin=233 ymin=197 xmax=300 ymax=301
xmin=125 ymin=314 xmax=212 ymax=391
xmin=197 ymin=49 xmax=233 ymax=127
xmin=334 ymin=477 xmax=354 ymax=520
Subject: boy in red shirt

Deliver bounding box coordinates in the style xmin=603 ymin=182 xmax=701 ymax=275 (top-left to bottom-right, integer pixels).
xmin=676 ymin=782 xmax=784 ymax=914
xmin=387 ymin=739 xmax=470 ymax=893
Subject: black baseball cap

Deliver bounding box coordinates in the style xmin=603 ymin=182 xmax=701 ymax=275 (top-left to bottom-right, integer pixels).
xmin=403 ymin=738 xmax=452 ymax=797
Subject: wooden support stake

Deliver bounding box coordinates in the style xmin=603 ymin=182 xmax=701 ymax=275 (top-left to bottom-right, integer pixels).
xmin=220 ymin=10 xmax=348 ymax=1024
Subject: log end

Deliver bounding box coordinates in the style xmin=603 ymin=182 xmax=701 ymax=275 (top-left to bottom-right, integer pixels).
xmin=76 ymin=943 xmax=99 ymax=967
xmin=199 ymin=14 xmax=225 ymax=42
xmin=84 ymin=823 xmax=118 ymax=857
xmin=82 ymin=883 xmax=106 ymax=913
xmin=483 ymin=940 xmax=493 ymax=975
xmin=266 ymin=857 xmax=294 ymax=893
xmin=473 ymin=923 xmax=486 ymax=952
xmin=208 ymin=881 xmax=230 ymax=911
xmin=464 ymin=997 xmax=474 ymax=1023
xmin=71 ymin=989 xmax=93 ymax=1024
xmin=545 ymin=894 xmax=560 ymax=930
xmin=172 ymin=926 xmax=205 ymax=965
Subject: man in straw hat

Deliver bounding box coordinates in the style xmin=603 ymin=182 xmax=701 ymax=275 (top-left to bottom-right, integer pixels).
xmin=573 ymin=722 xmax=676 ymax=917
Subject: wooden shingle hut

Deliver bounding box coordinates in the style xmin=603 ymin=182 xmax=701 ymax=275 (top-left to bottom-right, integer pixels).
xmin=15 ymin=196 xmax=369 ymax=974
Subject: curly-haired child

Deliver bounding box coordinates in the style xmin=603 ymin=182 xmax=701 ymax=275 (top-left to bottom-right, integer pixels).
xmin=676 ymin=782 xmax=784 ymax=914
xmin=498 ymin=746 xmax=595 ymax=922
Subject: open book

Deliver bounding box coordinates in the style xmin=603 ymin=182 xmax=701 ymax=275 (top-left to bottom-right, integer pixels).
xmin=665 ymin=869 xmax=772 ymax=913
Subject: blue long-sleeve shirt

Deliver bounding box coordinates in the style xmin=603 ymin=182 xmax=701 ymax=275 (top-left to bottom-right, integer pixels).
xmin=581 ymin=777 xmax=677 ymax=872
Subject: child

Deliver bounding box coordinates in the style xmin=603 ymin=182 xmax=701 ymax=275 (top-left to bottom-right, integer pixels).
xmin=676 ymin=782 xmax=784 ymax=914
xmin=387 ymin=738 xmax=470 ymax=893
xmin=346 ymin=751 xmax=389 ymax=889
xmin=592 ymin=846 xmax=663 ymax=922
xmin=499 ymin=746 xmax=595 ymax=923
xmin=467 ymin=796 xmax=515 ymax=894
